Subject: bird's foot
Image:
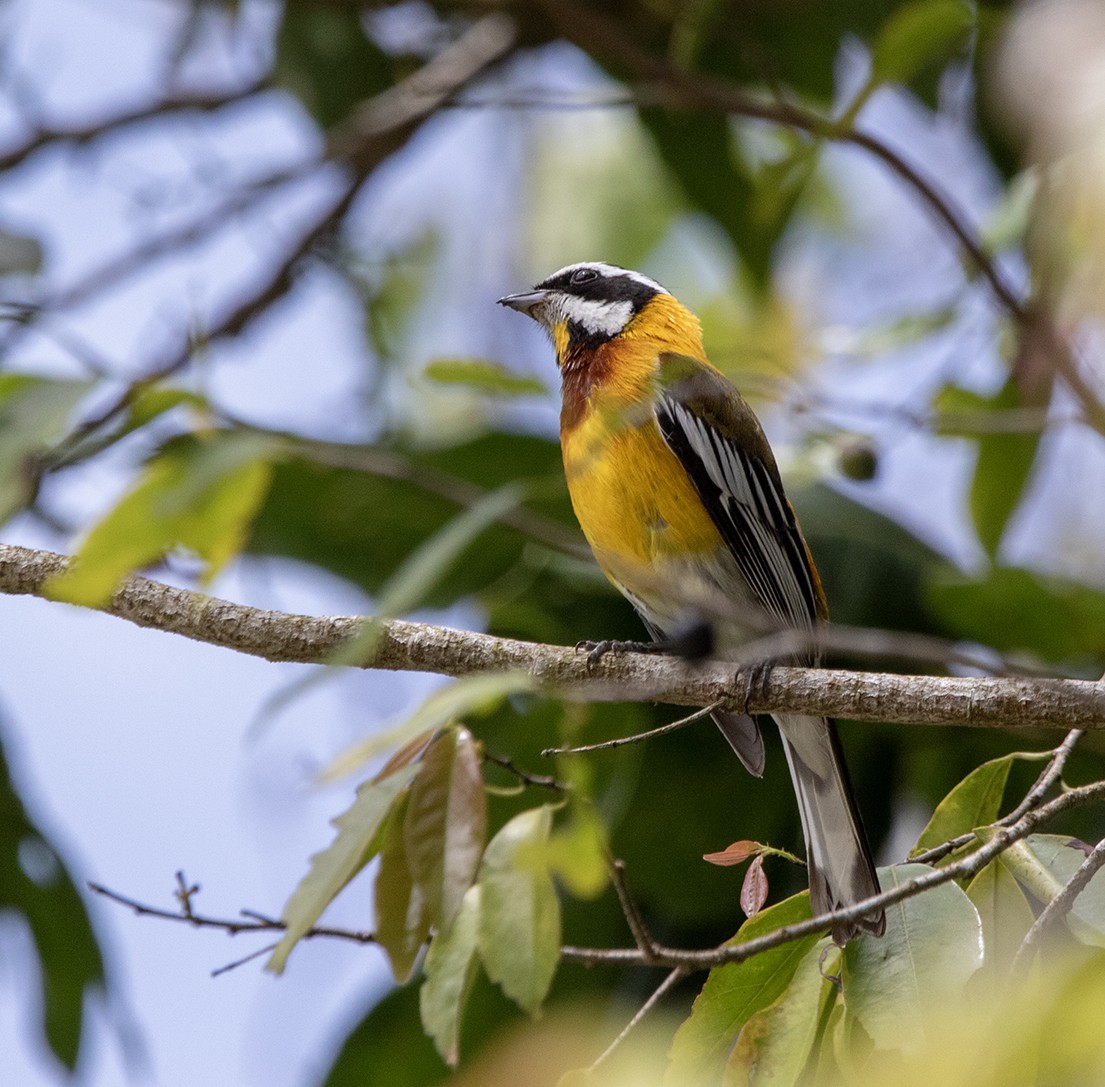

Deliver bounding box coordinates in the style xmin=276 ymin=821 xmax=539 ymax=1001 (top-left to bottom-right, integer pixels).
xmin=576 ymin=638 xmax=661 ymax=667
xmin=736 ymin=659 xmax=775 ymax=715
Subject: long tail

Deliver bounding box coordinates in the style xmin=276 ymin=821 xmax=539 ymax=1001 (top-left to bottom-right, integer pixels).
xmin=775 ymin=713 xmax=885 ymax=944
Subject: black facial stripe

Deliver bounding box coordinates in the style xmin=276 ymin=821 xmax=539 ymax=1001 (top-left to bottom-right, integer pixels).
xmin=536 ymin=269 xmax=660 ymax=315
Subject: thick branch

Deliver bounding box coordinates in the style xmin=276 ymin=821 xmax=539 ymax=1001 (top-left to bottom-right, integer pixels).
xmin=2 ymin=542 xmax=1103 ymax=730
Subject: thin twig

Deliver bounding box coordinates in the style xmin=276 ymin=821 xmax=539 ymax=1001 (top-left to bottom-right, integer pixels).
xmin=483 ymin=751 xmax=567 ymax=792
xmin=609 ymin=857 xmax=658 ymax=962
xmin=543 ymin=702 xmax=721 ymax=756
xmin=589 ymin=966 xmax=690 ymax=1071
xmin=1011 ymin=835 xmax=1105 ymax=978
xmin=88 ymin=881 xmax=377 ymax=945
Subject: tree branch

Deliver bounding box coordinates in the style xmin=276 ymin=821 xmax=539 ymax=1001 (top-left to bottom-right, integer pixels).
xmin=2 ymin=542 xmax=1103 ymax=730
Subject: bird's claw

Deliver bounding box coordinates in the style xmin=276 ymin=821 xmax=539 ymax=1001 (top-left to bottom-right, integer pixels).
xmin=737 ymin=660 xmax=775 ymax=714
xmin=575 ymin=638 xmax=656 ymax=667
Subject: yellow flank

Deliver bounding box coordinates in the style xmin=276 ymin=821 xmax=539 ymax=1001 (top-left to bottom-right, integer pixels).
xmin=558 ymin=294 xmax=724 ymax=595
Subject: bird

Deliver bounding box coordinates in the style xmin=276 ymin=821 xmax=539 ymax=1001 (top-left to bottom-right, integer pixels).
xmin=498 ymin=261 xmax=885 ymax=944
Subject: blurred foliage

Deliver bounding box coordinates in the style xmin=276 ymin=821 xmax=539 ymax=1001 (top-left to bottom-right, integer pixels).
xmin=2 ymin=0 xmax=1105 ymax=1084
xmin=0 ymin=726 xmax=105 ymax=1070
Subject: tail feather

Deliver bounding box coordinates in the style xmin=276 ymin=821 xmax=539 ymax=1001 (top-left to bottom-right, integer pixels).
xmin=712 ymin=711 xmax=765 ymax=777
xmin=775 ymin=713 xmax=885 ymax=944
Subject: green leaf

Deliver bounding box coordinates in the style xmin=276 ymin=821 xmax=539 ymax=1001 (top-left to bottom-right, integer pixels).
xmin=1002 ymin=835 xmax=1105 ymax=948
xmin=0 ymin=733 xmax=106 ymax=1068
xmin=375 ymin=792 xmax=430 ymax=984
xmin=274 ymin=6 xmax=393 ymax=130
xmin=48 ymin=433 xmax=276 ymax=606
xmin=0 ymin=373 xmax=93 ymax=524
xmin=665 ymin=893 xmax=818 ymax=1087
xmin=927 ymin=566 xmax=1105 ymax=664
xmin=544 ymin=803 xmax=609 ymax=900
xmin=267 ymin=763 xmax=418 ymax=974
xmin=966 ymin=858 xmax=1035 ymax=977
xmin=724 ymin=938 xmax=829 ymax=1087
xmin=870 ymin=0 xmax=974 ymax=87
xmin=404 ymin=727 xmax=487 ymax=929
xmin=843 ymin=864 xmax=983 ymax=1053
xmin=966 ymin=375 xmax=1044 ymax=558
xmin=912 ymin=752 xmax=1026 ymax=855
xmin=477 ymin=806 xmax=561 ymax=1017
xmin=420 ymin=884 xmax=483 ymax=1067
xmin=423 ymin=358 xmax=546 ymax=398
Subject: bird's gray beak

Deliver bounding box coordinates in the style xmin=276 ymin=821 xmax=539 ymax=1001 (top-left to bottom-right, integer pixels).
xmin=497 ymin=289 xmax=548 ymax=318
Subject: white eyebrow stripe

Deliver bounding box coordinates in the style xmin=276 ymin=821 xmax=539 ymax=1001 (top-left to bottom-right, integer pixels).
xmin=545 ymin=262 xmax=669 ymax=296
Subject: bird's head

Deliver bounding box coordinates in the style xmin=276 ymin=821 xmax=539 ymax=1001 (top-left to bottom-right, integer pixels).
xmin=498 ymin=262 xmax=701 ymax=366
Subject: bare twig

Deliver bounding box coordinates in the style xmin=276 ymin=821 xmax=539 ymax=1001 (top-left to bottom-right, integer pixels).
xmin=589 ymin=966 xmax=690 ymax=1071
xmin=2 ymin=542 xmax=1104 ymax=730
xmin=543 ymin=702 xmax=721 ymax=756
xmin=483 ymin=751 xmax=566 ymax=792
xmin=0 ymin=82 xmax=269 ymax=173
xmin=88 ymin=880 xmax=376 ymax=945
xmin=609 ymin=857 xmax=658 ymax=962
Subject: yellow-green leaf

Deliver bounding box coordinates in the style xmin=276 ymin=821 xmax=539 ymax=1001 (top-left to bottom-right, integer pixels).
xmin=267 ymin=763 xmax=418 ymax=974
xmin=404 ymin=727 xmax=487 ymax=929
xmin=967 ymin=857 xmax=1035 ymax=978
xmin=871 ymin=0 xmax=973 ymax=86
xmin=49 ymin=434 xmax=275 ymax=606
xmin=0 ymin=374 xmax=93 ymax=524
xmin=723 ymin=939 xmax=829 ymax=1087
xmin=423 ymin=358 xmax=546 ymax=397
xmin=478 ymin=806 xmax=560 ymax=1017
xmin=420 ymin=884 xmax=482 ymax=1067
xmin=912 ymin=754 xmax=1020 ymax=856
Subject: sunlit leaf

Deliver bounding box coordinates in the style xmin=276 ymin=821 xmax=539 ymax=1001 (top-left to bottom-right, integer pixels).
xmin=478 ymin=806 xmax=560 ymax=1017
xmin=405 ymin=727 xmax=487 ymax=929
xmin=423 ymin=358 xmax=546 ymax=398
xmin=665 ymin=893 xmax=818 ymax=1086
xmin=267 ymin=764 xmax=418 ymax=974
xmin=420 ymin=884 xmax=482 ymax=1067
xmin=544 ymin=803 xmax=608 ymax=900
xmin=48 ymin=433 xmax=276 ymax=606
xmin=375 ymin=792 xmax=430 ymax=984
xmin=322 ymin=671 xmax=533 ymax=780
xmin=724 ymin=939 xmax=829 ymax=1087
xmin=0 ymin=373 xmax=93 ymax=524
xmin=843 ymin=864 xmax=983 ymax=1053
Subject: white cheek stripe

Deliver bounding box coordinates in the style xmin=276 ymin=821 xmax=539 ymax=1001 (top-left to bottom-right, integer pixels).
xmin=557 ymin=296 xmax=634 ymax=337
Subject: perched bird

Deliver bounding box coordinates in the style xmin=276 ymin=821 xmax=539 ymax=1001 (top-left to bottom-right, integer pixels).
xmin=499 ymin=261 xmax=884 ymax=944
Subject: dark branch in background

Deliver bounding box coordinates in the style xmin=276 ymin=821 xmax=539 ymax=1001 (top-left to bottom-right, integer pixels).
xmin=0 ymin=82 xmax=270 ymax=173
xmin=533 ymin=0 xmax=1105 ymax=432
xmin=2 ymin=542 xmax=1103 ymax=730
xmin=33 ymin=14 xmax=518 ymax=470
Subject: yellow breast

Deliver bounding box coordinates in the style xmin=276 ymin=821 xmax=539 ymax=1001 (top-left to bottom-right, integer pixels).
xmin=560 ymin=373 xmax=723 ymax=596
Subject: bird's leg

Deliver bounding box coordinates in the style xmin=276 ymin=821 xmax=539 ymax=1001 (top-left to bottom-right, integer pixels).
xmin=576 ymin=638 xmax=664 ymax=667
xmin=736 ymin=658 xmax=775 ymax=715
xmin=578 ymin=620 xmax=715 ymax=667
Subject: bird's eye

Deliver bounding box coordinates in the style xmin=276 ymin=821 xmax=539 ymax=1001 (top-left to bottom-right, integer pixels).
xmin=570 ymin=267 xmax=599 ymax=285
